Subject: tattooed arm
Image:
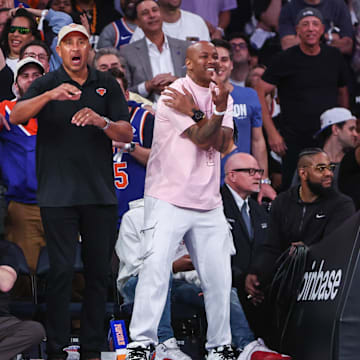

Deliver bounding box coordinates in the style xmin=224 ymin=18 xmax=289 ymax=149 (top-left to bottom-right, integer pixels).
xmin=162 ymin=77 xmax=232 ymax=152
xmin=184 ymin=116 xmax=233 ymax=152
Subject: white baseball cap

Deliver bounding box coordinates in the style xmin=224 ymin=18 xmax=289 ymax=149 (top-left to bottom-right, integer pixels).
xmin=14 ymin=57 xmax=45 ymax=82
xmin=57 ymin=23 xmax=90 ymax=46
xmin=314 ymin=107 xmax=357 ymax=137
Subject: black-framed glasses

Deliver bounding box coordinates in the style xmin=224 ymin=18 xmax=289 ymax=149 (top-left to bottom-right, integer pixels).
xmin=230 ymin=168 xmax=264 ymax=176
xmin=231 ymin=43 xmax=248 ymax=50
xmin=24 ymin=52 xmax=49 ymax=61
xmin=303 ymin=164 xmax=336 ymax=173
xmin=9 ymin=26 xmax=31 ymax=34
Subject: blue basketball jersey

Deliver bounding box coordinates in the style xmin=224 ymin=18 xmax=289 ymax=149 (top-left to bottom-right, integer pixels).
xmin=114 ymin=105 xmax=153 ymax=228
xmin=0 ymin=100 xmax=38 ymax=204
xmin=112 ymin=18 xmax=134 ymax=49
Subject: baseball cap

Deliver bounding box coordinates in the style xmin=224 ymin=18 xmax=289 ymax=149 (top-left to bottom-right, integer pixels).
xmin=14 ymin=57 xmax=45 ymax=82
xmin=296 ymin=7 xmax=324 ymax=25
xmin=57 ymin=23 xmax=90 ymax=46
xmin=314 ymin=107 xmax=357 ymax=137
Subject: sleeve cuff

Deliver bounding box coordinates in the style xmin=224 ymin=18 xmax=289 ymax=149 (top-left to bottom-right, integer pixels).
xmin=138 ymin=82 xmax=149 ymax=97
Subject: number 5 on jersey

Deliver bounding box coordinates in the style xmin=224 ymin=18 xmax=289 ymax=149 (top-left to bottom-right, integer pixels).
xmin=114 ymin=161 xmax=129 ymax=189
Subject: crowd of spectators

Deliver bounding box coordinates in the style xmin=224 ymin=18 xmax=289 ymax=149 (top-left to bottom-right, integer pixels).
xmin=0 ymin=0 xmax=360 ymax=359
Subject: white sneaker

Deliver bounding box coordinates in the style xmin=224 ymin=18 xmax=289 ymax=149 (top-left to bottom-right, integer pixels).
xmin=126 ymin=341 xmax=151 ymax=360
xmin=155 ymin=337 xmax=192 ymax=360
xmin=207 ymin=344 xmax=236 ymax=360
xmin=237 ymin=339 xmax=292 ymax=360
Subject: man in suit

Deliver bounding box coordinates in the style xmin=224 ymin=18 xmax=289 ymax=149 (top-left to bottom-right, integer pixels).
xmin=221 ymin=152 xmax=271 ymax=339
xmin=119 ymin=0 xmax=189 ymax=103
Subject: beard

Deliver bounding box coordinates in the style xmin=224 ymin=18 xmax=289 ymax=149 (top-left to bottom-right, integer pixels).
xmin=306 ymin=178 xmax=333 ymax=197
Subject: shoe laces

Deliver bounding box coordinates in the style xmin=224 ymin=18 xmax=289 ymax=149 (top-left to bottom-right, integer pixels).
xmin=212 ymin=345 xmax=235 ymax=360
xmin=127 ymin=346 xmax=149 ymax=360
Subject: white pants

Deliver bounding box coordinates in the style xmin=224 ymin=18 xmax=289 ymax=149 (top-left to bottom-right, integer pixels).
xmin=129 ymin=196 xmax=234 ymax=349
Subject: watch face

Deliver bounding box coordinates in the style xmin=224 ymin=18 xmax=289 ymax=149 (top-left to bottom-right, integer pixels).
xmin=192 ymin=110 xmax=205 ymax=122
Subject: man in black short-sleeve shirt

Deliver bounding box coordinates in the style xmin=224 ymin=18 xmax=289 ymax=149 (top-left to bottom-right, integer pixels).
xmin=256 ymin=7 xmax=349 ymax=190
xmin=10 ymin=24 xmax=132 ymax=360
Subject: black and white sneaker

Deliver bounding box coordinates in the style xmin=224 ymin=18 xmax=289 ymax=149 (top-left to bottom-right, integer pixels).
xmin=125 ymin=342 xmax=151 ymax=360
xmin=207 ymin=345 xmax=236 ymax=360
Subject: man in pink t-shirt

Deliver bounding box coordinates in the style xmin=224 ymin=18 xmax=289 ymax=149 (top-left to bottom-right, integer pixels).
xmin=126 ymin=41 xmax=236 ymax=360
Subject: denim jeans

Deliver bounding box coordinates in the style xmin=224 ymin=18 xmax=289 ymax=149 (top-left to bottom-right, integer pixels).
xmin=122 ymin=276 xmax=174 ymax=343
xmin=172 ymin=280 xmax=254 ymax=349
xmin=229 ymin=287 xmax=255 ymax=349
xmin=122 ymin=277 xmax=254 ymax=349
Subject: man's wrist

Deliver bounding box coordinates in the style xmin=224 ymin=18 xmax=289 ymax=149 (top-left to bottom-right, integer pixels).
xmin=261 ymin=178 xmax=272 ymax=185
xmin=213 ymin=104 xmax=226 ymax=116
xmin=216 ymin=26 xmax=225 ymax=37
xmin=101 ymin=117 xmax=111 ymax=130
xmin=124 ymin=142 xmax=136 ymax=152
xmin=145 ymin=80 xmax=152 ymax=93
xmin=191 ymin=109 xmax=205 ymax=122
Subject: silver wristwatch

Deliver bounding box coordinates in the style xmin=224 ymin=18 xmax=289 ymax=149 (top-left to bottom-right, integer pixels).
xmin=261 ymin=178 xmax=272 ymax=185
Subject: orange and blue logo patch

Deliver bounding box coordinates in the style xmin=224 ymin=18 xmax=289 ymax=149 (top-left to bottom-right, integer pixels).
xmin=96 ymin=87 xmax=107 ymax=96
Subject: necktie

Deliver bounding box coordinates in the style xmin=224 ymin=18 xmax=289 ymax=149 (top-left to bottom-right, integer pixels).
xmin=241 ymin=202 xmax=253 ymax=239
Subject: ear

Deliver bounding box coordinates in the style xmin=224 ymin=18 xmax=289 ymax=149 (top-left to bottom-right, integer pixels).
xmin=298 ymin=167 xmax=307 ymax=181
xmin=125 ymin=89 xmax=130 ymax=101
xmin=55 ymin=45 xmax=61 ymax=58
xmin=332 ymin=124 xmax=340 ymax=136
xmin=185 ymin=57 xmax=192 ymax=71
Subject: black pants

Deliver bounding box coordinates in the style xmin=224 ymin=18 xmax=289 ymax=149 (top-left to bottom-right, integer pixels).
xmin=0 ymin=315 xmax=45 ymax=360
xmin=40 ymin=205 xmax=118 ymax=359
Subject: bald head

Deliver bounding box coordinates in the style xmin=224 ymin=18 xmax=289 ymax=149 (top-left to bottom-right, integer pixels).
xmin=185 ymin=41 xmax=218 ymax=87
xmin=186 ymin=41 xmax=215 ymax=61
xmin=225 ymin=153 xmax=256 ymax=175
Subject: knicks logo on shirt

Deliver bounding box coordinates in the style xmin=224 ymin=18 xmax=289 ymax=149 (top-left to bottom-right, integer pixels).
xmin=96 ymin=88 xmax=107 ymax=96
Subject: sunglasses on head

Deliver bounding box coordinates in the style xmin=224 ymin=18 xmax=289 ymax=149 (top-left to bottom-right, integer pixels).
xmin=9 ymin=26 xmax=31 ymax=34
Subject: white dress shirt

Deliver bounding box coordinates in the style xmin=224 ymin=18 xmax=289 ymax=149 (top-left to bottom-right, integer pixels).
xmin=130 ymin=9 xmax=210 ymax=43
xmin=137 ymin=35 xmax=175 ymax=102
xmin=226 ymin=184 xmax=250 ymax=217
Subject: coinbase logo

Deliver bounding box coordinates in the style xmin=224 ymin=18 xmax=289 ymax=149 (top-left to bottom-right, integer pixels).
xmin=297 ymin=260 xmax=342 ymax=302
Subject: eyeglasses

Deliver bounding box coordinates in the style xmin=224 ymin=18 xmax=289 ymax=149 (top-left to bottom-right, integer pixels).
xmin=231 ymin=43 xmax=248 ymax=50
xmin=303 ymin=164 xmax=336 ymax=173
xmin=24 ymin=52 xmax=49 ymax=61
xmin=9 ymin=26 xmax=31 ymax=35
xmin=230 ymin=168 xmax=264 ymax=176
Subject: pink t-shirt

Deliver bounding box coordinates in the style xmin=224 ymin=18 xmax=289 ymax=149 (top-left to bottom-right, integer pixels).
xmin=145 ymin=75 xmax=234 ymax=210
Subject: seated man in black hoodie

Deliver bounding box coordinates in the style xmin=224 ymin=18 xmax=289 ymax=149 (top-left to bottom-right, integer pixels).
xmin=247 ymin=148 xmax=355 ymax=301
